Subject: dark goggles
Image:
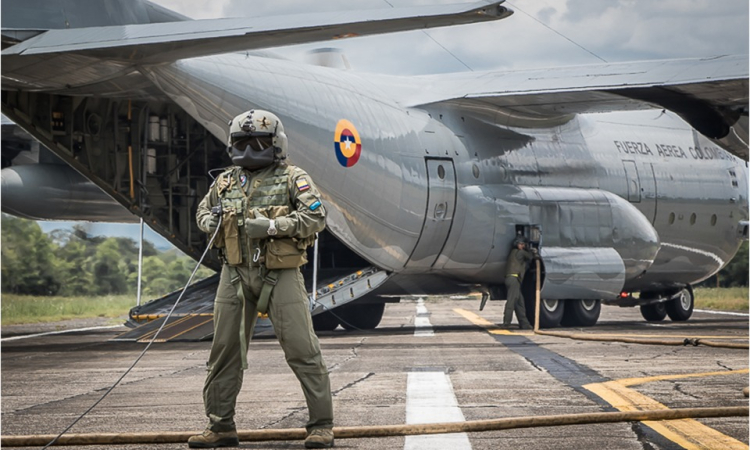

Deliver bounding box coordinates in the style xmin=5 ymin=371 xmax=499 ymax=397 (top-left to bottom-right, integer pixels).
xmin=231 ymin=132 xmax=273 ymax=153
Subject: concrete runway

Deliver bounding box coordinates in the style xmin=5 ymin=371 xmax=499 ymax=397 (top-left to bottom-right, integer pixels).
xmin=2 ymin=297 xmax=748 ymax=449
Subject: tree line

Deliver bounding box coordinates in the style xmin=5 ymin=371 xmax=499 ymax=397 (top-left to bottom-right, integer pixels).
xmin=1 ymin=214 xmax=215 ymax=297
xmin=1 ymin=213 xmax=746 ymax=297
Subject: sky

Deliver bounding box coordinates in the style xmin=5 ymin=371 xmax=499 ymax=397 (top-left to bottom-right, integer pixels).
xmin=150 ymin=0 xmax=749 ymax=75
xmin=32 ymin=0 xmax=750 ymax=244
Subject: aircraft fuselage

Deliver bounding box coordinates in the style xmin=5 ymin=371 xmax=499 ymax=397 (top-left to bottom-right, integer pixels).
xmin=143 ymin=53 xmax=748 ymax=299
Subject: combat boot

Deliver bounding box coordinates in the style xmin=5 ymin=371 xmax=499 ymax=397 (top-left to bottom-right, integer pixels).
xmin=188 ymin=429 xmax=239 ymax=448
xmin=304 ymin=428 xmax=334 ymax=448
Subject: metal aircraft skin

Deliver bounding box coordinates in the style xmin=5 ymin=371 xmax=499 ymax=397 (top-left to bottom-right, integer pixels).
xmin=2 ymin=0 xmax=748 ymax=329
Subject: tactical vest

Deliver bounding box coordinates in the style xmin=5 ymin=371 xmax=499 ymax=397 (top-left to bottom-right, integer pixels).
xmin=214 ymin=164 xmax=295 ymax=266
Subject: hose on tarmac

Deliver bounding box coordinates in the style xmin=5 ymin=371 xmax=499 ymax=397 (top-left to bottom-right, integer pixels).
xmin=3 ymin=406 xmax=747 ymax=446
xmin=530 ymin=260 xmax=749 ymax=350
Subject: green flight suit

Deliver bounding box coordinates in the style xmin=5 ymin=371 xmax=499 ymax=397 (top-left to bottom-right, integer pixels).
xmin=195 ymin=162 xmax=332 ymax=433
xmin=504 ymin=247 xmax=534 ymax=329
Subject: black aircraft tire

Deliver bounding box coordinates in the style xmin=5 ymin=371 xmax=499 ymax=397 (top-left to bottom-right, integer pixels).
xmin=312 ymin=311 xmax=340 ymax=332
xmin=640 ymin=303 xmax=667 ymax=321
xmin=338 ymin=302 xmax=386 ymax=331
xmin=666 ymin=288 xmax=694 ymax=322
xmin=561 ymin=299 xmax=601 ymax=327
xmin=524 ymin=296 xmax=565 ymax=328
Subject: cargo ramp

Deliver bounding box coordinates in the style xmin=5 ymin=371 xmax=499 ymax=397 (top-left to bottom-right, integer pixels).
xmin=112 ymin=267 xmax=390 ymax=342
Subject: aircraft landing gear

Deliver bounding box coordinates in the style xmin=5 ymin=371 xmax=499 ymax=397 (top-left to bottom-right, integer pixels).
xmin=665 ymin=287 xmax=694 ymax=321
xmin=524 ymin=297 xmax=565 ymax=328
xmin=338 ymin=302 xmax=386 ymax=330
xmin=312 ymin=311 xmax=340 ymax=332
xmin=640 ymin=302 xmax=667 ymax=321
xmin=561 ymin=299 xmax=601 ymax=327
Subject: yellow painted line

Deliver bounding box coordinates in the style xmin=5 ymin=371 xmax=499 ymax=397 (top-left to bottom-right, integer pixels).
xmin=453 ymin=308 xmax=536 ymax=336
xmin=585 ymin=377 xmax=748 ymax=449
xmin=458 ymin=308 xmax=747 ymax=448
xmin=455 ymin=308 xmax=747 ymax=341
xmin=617 ymin=369 xmax=749 ymax=387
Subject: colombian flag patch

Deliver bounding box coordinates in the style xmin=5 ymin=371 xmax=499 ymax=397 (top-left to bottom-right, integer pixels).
xmin=296 ymin=178 xmax=310 ymax=192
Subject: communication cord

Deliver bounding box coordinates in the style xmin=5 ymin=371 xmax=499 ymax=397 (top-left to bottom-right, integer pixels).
xmin=41 ymin=217 xmax=223 ymax=449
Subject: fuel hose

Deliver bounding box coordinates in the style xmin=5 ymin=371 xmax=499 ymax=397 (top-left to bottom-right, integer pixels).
xmin=3 ymin=406 xmax=746 ymax=446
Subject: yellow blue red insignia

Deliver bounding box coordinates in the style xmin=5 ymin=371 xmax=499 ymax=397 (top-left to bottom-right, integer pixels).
xmin=334 ymin=119 xmax=361 ymax=167
xmin=296 ymin=178 xmax=310 ymax=192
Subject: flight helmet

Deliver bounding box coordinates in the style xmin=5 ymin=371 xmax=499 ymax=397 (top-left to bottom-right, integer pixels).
xmin=512 ymin=236 xmax=528 ymax=247
xmin=227 ymin=109 xmax=288 ymax=170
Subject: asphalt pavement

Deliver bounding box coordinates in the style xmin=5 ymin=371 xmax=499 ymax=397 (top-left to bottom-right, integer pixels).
xmin=2 ymin=297 xmax=748 ymax=450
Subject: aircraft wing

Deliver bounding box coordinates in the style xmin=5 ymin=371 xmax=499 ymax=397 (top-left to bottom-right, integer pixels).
xmin=3 ymin=1 xmax=509 ymax=62
xmin=405 ymin=55 xmax=749 ymax=159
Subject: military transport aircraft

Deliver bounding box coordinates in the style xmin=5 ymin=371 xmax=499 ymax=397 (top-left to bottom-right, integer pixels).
xmin=2 ymin=0 xmax=748 ymax=338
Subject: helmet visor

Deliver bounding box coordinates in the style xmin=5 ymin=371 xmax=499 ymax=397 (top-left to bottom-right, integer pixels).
xmin=232 ymin=135 xmax=273 ymax=153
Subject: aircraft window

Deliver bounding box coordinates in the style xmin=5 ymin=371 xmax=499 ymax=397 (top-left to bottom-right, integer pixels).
xmin=711 ymin=214 xmax=717 ymax=226
xmin=437 ymin=165 xmax=445 ymax=179
xmin=668 ymin=212 xmax=675 ymax=224
xmin=690 ymin=213 xmax=696 ymax=225
xmin=472 ymin=164 xmax=480 ymax=179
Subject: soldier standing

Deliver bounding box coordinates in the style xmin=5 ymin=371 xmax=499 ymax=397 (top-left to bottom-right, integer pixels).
xmin=503 ymin=236 xmax=538 ymax=329
xmin=189 ymin=110 xmax=334 ymax=449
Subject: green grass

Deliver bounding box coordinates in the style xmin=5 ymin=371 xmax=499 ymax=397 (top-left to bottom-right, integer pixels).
xmin=1 ymin=294 xmax=135 ymax=325
xmin=693 ymin=287 xmax=748 ymax=312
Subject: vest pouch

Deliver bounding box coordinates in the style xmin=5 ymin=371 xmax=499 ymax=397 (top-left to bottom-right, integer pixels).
xmin=222 ymin=209 xmax=243 ymax=265
xmin=265 ymin=238 xmax=307 ymax=269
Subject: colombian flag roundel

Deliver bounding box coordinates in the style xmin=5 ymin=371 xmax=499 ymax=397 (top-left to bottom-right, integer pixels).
xmin=334 ymin=119 xmax=361 ymax=167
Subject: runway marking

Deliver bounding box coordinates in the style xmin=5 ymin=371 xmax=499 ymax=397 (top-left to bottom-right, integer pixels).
xmin=695 ymin=309 xmax=750 ymax=317
xmin=615 ymin=369 xmax=749 ymax=387
xmin=414 ymin=298 xmax=434 ymax=337
xmin=0 ymin=325 xmax=122 ymax=342
xmin=456 ymin=309 xmax=747 ymax=340
xmin=584 ymin=370 xmax=749 ymax=450
xmin=453 ymin=308 xmax=532 ymax=335
xmin=404 ymin=371 xmax=471 ymax=450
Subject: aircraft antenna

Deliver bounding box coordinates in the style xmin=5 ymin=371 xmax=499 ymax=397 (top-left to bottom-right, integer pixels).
xmin=378 ymin=0 xmax=474 ymax=71
xmin=506 ymin=1 xmax=608 ymax=63
xmin=422 ymin=31 xmax=475 ymax=71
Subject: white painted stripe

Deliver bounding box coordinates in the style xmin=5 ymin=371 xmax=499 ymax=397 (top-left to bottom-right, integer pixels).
xmin=1 ymin=325 xmax=121 ymax=342
xmin=405 ymin=372 xmax=471 ymax=450
xmin=414 ymin=298 xmax=434 ymax=337
xmin=661 ymin=242 xmax=725 ymax=266
xmin=695 ymin=309 xmax=749 ymax=317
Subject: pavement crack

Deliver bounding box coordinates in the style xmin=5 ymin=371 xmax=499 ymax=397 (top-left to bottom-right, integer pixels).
xmin=672 ymin=382 xmax=701 ymax=400
xmin=260 ymin=406 xmax=307 ymax=429
xmin=5 ymin=364 xmax=199 ymax=414
xmin=327 ymin=337 xmax=366 ymax=372
xmin=332 ymin=372 xmax=375 ymax=397
xmin=716 ymin=361 xmax=734 ymax=371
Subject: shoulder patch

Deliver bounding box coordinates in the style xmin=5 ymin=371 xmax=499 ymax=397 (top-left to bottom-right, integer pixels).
xmin=295 ymin=178 xmax=310 ymax=192
xmin=309 ymin=200 xmax=322 ymax=211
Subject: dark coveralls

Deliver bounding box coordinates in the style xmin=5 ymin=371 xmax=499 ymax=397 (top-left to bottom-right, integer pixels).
xmin=503 ymin=247 xmax=534 ymax=329
xmin=195 ymin=162 xmax=333 ymax=434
